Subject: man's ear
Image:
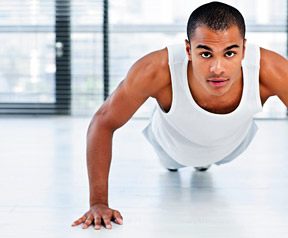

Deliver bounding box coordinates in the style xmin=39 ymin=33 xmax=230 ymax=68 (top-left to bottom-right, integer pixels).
xmin=242 ymin=39 xmax=247 ymax=60
xmin=185 ymin=39 xmax=192 ymax=61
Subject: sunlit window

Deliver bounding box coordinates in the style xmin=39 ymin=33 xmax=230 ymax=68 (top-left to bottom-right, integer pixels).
xmin=0 ymin=0 xmax=286 ymax=116
xmin=0 ymin=0 xmax=55 ymax=104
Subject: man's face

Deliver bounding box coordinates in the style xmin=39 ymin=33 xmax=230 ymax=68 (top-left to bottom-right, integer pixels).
xmin=186 ymin=25 xmax=246 ymax=97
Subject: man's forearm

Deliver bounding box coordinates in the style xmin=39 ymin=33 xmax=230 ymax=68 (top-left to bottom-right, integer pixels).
xmin=86 ymin=119 xmax=114 ymax=207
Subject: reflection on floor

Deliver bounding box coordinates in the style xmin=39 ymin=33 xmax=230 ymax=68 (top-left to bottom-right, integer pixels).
xmin=0 ymin=117 xmax=288 ymax=238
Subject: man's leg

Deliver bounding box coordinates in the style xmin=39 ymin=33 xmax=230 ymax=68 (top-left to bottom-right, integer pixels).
xmin=215 ymin=121 xmax=259 ymax=166
xmin=194 ymin=165 xmax=211 ymax=172
xmin=142 ymin=123 xmax=185 ymax=171
xmin=143 ymin=123 xmax=212 ymax=172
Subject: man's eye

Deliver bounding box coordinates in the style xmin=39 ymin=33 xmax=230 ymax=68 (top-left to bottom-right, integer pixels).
xmin=201 ymin=52 xmax=211 ymax=58
xmin=225 ymin=52 xmax=235 ymax=57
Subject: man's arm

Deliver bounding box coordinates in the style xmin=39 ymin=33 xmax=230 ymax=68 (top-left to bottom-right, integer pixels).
xmin=259 ymin=48 xmax=288 ymax=107
xmin=72 ymin=48 xmax=170 ymax=230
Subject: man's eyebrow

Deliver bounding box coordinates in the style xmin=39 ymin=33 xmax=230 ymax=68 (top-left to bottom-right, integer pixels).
xmin=196 ymin=44 xmax=240 ymax=52
xmin=224 ymin=44 xmax=240 ymax=51
xmin=196 ymin=45 xmax=213 ymax=51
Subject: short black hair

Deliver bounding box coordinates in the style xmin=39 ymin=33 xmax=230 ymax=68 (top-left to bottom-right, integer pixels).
xmin=187 ymin=1 xmax=246 ymax=42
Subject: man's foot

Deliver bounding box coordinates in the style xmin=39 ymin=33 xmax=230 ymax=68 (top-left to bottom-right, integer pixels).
xmin=167 ymin=168 xmax=178 ymax=172
xmin=194 ymin=165 xmax=211 ymax=172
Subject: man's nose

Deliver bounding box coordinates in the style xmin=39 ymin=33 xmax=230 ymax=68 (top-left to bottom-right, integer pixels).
xmin=210 ymin=58 xmax=224 ymax=75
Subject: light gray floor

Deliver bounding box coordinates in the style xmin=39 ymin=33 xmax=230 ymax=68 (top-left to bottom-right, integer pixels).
xmin=0 ymin=116 xmax=288 ymax=238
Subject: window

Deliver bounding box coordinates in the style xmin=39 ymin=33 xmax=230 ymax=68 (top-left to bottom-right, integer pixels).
xmin=0 ymin=0 xmax=286 ymax=117
xmin=70 ymin=0 xmax=103 ymax=116
xmin=0 ymin=0 xmax=56 ymax=113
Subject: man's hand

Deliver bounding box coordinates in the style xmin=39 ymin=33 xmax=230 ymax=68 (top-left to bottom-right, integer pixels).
xmin=71 ymin=203 xmax=123 ymax=230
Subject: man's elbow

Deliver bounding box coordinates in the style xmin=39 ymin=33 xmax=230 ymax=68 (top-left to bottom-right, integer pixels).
xmin=88 ymin=109 xmax=118 ymax=138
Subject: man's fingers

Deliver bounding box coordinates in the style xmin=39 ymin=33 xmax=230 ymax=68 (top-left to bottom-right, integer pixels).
xmin=72 ymin=207 xmax=123 ymax=230
xmin=112 ymin=210 xmax=123 ymax=225
xmin=72 ymin=216 xmax=86 ymax=226
xmin=103 ymin=216 xmax=112 ymax=229
xmin=94 ymin=216 xmax=102 ymax=230
xmin=82 ymin=215 xmax=93 ymax=229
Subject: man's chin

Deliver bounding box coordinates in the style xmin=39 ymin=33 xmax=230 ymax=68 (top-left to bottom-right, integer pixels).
xmin=206 ymin=88 xmax=230 ymax=97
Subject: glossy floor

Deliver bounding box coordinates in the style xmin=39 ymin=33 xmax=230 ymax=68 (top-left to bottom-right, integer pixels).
xmin=0 ymin=117 xmax=288 ymax=238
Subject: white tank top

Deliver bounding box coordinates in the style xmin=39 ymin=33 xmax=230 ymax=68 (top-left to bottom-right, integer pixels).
xmin=150 ymin=43 xmax=263 ymax=166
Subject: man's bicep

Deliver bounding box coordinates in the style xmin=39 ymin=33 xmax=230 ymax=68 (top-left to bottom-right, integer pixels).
xmin=96 ymin=80 xmax=149 ymax=131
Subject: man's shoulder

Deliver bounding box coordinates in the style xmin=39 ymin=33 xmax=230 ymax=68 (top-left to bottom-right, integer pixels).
xmin=124 ymin=47 xmax=171 ymax=98
xmin=259 ymin=48 xmax=287 ymax=77
xmin=139 ymin=47 xmax=169 ymax=71
xmin=259 ymin=47 xmax=288 ymax=97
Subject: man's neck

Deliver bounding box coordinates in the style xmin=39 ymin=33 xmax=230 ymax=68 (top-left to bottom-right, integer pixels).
xmin=187 ymin=63 xmax=243 ymax=114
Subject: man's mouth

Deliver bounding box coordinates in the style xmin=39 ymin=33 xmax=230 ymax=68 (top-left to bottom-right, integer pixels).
xmin=207 ymin=78 xmax=229 ymax=87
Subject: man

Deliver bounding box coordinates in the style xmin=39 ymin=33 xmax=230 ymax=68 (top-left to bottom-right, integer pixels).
xmin=72 ymin=1 xmax=288 ymax=230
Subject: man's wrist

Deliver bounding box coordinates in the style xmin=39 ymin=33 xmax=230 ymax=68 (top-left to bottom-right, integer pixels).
xmin=90 ymin=201 xmax=108 ymax=207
